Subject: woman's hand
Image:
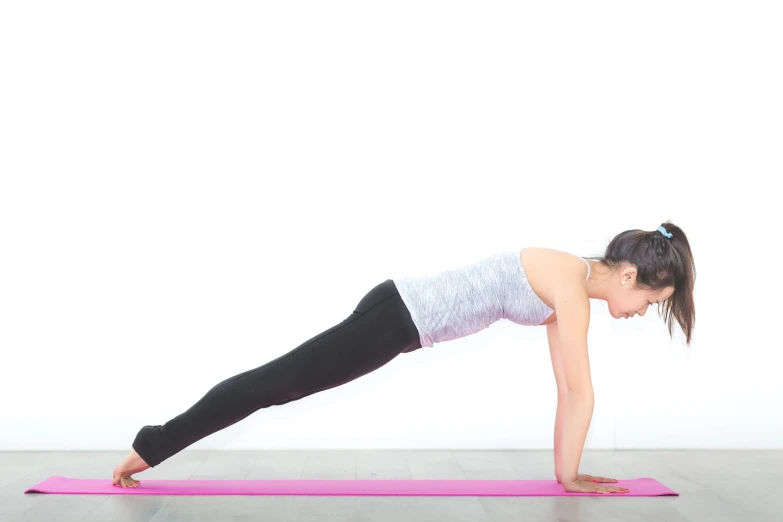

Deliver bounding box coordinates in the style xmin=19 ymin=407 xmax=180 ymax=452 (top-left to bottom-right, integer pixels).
xmin=577 ymin=473 xmax=619 ymax=483
xmin=561 ymin=478 xmax=630 ymax=494
xmin=556 ymin=473 xmax=621 ymax=484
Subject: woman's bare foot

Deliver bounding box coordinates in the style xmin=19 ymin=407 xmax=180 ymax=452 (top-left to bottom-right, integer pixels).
xmin=112 ymin=448 xmax=151 ymax=488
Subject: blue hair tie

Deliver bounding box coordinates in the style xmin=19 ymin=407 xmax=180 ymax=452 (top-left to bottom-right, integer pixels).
xmin=657 ymin=226 xmax=673 ymax=239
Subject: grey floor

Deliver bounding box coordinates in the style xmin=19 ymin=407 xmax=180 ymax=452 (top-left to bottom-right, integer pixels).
xmin=1 ymin=450 xmax=779 ymax=521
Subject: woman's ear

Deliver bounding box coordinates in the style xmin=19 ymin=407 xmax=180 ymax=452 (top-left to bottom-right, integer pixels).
xmin=621 ymin=265 xmax=637 ymax=286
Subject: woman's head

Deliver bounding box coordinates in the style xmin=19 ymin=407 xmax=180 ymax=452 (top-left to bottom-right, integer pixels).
xmin=585 ymin=222 xmax=696 ymax=345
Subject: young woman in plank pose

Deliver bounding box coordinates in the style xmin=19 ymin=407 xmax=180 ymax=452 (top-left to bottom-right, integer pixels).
xmin=112 ymin=222 xmax=695 ymax=494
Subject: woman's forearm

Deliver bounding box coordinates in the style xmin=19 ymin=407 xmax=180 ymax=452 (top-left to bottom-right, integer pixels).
xmin=553 ymin=393 xmax=568 ymax=479
xmin=555 ymin=389 xmax=594 ymax=484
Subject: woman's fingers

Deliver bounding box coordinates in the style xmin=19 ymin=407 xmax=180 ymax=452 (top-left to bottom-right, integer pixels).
xmin=563 ymin=479 xmax=629 ymax=494
xmin=594 ymin=484 xmax=629 ymax=494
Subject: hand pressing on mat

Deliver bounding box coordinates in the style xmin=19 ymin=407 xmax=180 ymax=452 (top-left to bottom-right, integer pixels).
xmin=577 ymin=473 xmax=620 ymax=483
xmin=562 ymin=478 xmax=630 ymax=494
xmin=557 ymin=473 xmax=620 ymax=484
xmin=112 ymin=448 xmax=151 ymax=488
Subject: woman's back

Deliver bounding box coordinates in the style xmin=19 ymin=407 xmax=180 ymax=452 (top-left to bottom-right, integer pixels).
xmin=392 ymin=248 xmax=591 ymax=348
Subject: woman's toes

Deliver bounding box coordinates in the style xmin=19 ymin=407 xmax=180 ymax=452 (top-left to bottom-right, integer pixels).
xmin=120 ymin=476 xmax=140 ymax=488
xmin=112 ymin=470 xmax=140 ymax=488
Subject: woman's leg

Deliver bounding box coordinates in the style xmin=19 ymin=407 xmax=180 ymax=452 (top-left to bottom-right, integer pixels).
xmin=129 ymin=279 xmax=421 ymax=471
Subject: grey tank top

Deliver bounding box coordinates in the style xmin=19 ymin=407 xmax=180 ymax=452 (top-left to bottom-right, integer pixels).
xmin=393 ymin=250 xmax=590 ymax=348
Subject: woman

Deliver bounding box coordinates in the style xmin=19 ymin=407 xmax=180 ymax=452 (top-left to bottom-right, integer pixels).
xmin=112 ymin=222 xmax=696 ymax=494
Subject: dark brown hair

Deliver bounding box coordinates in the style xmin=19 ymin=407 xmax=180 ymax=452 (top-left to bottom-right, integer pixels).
xmin=584 ymin=221 xmax=696 ymax=346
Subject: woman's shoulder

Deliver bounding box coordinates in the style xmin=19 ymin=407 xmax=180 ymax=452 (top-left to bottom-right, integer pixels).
xmin=520 ymin=247 xmax=589 ymax=275
xmin=520 ymin=247 xmax=590 ymax=311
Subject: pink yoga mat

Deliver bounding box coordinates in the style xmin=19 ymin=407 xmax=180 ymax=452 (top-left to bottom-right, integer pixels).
xmin=25 ymin=477 xmax=678 ymax=496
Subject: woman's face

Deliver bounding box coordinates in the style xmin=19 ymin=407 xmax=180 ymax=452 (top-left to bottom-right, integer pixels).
xmin=608 ymin=265 xmax=675 ymax=319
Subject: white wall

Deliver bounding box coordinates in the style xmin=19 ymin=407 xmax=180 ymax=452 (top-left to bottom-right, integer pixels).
xmin=1 ymin=1 xmax=780 ymax=452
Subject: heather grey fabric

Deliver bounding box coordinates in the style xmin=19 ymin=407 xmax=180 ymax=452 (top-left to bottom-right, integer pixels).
xmin=393 ymin=250 xmax=590 ymax=348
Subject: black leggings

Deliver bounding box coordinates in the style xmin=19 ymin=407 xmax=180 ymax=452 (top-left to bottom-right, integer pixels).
xmin=132 ymin=279 xmax=422 ymax=467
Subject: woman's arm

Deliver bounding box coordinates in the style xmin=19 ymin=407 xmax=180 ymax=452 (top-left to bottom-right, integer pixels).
xmin=553 ymin=392 xmax=569 ymax=480
xmin=547 ymin=322 xmax=570 ymax=479
xmin=548 ymin=281 xmax=593 ymax=485
xmin=558 ymin=389 xmax=595 ymax=484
